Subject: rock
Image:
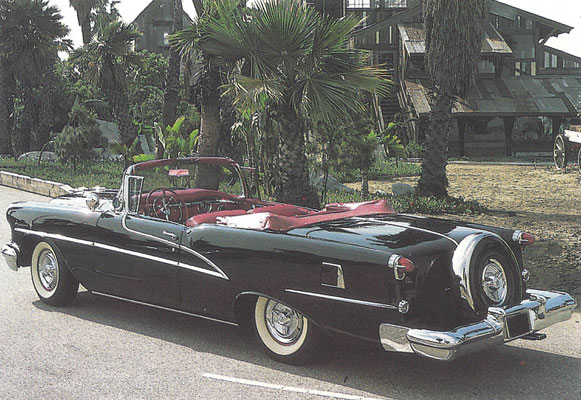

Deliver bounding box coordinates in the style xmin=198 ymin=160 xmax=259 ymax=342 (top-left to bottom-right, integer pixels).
xmin=392 ymin=183 xmax=415 ymax=196
xmin=310 ymin=171 xmax=356 ymax=193
xmin=18 ymin=151 xmax=57 ymax=162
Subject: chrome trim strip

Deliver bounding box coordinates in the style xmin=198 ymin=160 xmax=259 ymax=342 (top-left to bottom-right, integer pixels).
xmin=285 ymin=289 xmax=397 ymax=310
xmin=91 ymin=291 xmax=239 ymax=326
xmin=121 ymin=214 xmax=229 ymax=280
xmin=355 ymin=217 xmax=459 ymax=246
xmin=14 ymin=228 xmax=227 ymax=280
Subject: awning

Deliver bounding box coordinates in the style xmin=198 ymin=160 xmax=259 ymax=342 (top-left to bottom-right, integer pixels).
xmin=403 ymin=76 xmax=581 ymax=118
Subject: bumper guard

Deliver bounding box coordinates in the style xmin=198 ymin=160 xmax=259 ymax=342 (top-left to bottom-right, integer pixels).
xmin=2 ymin=241 xmax=21 ymax=272
xmin=379 ymin=289 xmax=577 ymax=361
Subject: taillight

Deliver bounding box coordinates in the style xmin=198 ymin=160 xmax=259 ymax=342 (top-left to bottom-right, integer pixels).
xmin=388 ymin=254 xmax=415 ymax=280
xmin=512 ymin=230 xmax=535 ymax=250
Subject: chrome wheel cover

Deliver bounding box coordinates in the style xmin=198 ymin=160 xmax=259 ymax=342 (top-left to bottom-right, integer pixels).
xmin=481 ymin=259 xmax=507 ymax=305
xmin=37 ymin=249 xmax=58 ymax=291
xmin=264 ymin=300 xmax=304 ymax=345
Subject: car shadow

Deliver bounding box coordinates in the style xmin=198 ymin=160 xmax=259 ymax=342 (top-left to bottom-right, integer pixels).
xmin=34 ymin=291 xmax=581 ymax=400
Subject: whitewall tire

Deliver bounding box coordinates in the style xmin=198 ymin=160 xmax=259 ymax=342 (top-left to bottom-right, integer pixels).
xmin=31 ymin=241 xmax=78 ymax=306
xmin=254 ymin=296 xmax=321 ymax=364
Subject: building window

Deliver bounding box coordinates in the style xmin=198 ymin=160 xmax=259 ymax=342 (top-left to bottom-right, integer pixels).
xmin=388 ymin=25 xmax=393 ymax=44
xmin=494 ymin=15 xmax=499 ymax=29
xmin=526 ymin=19 xmax=533 ymax=29
xmin=544 ymin=52 xmax=558 ymax=68
xmin=531 ymin=61 xmax=536 ymax=76
xmin=376 ymin=30 xmax=380 ymax=44
xmin=163 ymin=31 xmax=170 ymax=46
xmin=515 ymin=61 xmax=521 ymax=76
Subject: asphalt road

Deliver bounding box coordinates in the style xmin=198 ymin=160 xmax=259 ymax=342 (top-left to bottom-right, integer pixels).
xmin=0 ymin=186 xmax=579 ymax=400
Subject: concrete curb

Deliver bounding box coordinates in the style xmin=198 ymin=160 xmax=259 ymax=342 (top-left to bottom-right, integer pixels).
xmin=0 ymin=171 xmax=73 ymax=198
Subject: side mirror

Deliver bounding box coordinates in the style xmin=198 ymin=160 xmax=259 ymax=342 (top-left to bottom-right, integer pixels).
xmin=85 ymin=193 xmax=100 ymax=211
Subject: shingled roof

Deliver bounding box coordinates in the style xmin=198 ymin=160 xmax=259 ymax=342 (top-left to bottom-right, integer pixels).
xmin=403 ymin=76 xmax=581 ymax=117
xmin=398 ymin=22 xmax=513 ymax=56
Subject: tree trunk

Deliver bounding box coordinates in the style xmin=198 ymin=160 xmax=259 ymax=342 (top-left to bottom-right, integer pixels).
xmin=160 ymin=0 xmax=184 ymax=158
xmin=107 ymin=87 xmax=136 ymax=146
xmin=80 ymin=19 xmax=92 ymax=45
xmin=15 ymin=82 xmax=34 ymax=156
xmin=417 ymin=92 xmax=453 ymax=197
xmin=361 ymin=169 xmax=369 ymax=200
xmin=192 ymin=0 xmax=203 ymax=16
xmin=275 ymin=103 xmax=320 ymax=209
xmin=195 ymin=67 xmax=222 ymax=189
xmin=0 ymin=59 xmax=13 ymax=154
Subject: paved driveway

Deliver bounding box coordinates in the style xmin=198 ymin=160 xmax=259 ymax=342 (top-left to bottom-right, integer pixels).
xmin=0 ymin=186 xmax=579 ymax=400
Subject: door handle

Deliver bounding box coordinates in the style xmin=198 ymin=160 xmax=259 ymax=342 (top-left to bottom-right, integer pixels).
xmin=163 ymin=231 xmax=179 ymax=241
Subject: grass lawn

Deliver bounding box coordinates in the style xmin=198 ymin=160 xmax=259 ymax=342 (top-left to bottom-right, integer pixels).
xmin=0 ymin=158 xmax=124 ymax=189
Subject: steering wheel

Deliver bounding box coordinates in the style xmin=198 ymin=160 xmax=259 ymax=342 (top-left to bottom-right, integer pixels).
xmin=145 ymin=188 xmax=187 ymax=223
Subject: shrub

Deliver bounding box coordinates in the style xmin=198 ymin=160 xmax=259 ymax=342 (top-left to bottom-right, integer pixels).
xmin=326 ymin=191 xmax=485 ymax=215
xmin=54 ymin=126 xmax=97 ymax=171
xmin=332 ymin=160 xmax=421 ymax=183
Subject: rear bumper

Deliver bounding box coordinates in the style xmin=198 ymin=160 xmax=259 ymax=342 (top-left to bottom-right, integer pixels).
xmin=2 ymin=241 xmax=20 ymax=272
xmin=379 ymin=289 xmax=577 ymax=361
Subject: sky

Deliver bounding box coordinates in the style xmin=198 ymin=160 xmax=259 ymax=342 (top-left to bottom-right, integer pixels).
xmin=49 ymin=0 xmax=581 ymax=57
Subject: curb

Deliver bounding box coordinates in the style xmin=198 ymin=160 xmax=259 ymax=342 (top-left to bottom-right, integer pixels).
xmin=0 ymin=171 xmax=73 ymax=198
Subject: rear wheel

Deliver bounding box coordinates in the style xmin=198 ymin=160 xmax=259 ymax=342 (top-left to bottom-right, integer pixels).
xmin=31 ymin=241 xmax=78 ymax=306
xmin=254 ymin=296 xmax=321 ymax=364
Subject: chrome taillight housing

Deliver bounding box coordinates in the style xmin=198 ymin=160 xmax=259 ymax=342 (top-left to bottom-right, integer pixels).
xmin=512 ymin=230 xmax=535 ymax=250
xmin=388 ymin=254 xmax=415 ymax=281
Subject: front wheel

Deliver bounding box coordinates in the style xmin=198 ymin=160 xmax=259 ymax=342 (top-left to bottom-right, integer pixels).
xmin=31 ymin=241 xmax=78 ymax=306
xmin=553 ymin=134 xmax=569 ymax=170
xmin=254 ymin=296 xmax=321 ymax=364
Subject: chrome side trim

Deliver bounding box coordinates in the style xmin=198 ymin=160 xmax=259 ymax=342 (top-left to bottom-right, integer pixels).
xmin=356 ymin=217 xmax=459 ymax=246
xmin=452 ymin=232 xmax=519 ymax=312
xmin=14 ymin=228 xmax=227 ymax=280
xmin=91 ymin=291 xmax=238 ymax=326
xmin=121 ymin=214 xmax=229 ymax=280
xmin=285 ymin=289 xmax=397 ymax=310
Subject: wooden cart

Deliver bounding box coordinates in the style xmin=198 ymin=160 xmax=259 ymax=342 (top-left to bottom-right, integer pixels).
xmin=554 ymin=129 xmax=581 ymax=172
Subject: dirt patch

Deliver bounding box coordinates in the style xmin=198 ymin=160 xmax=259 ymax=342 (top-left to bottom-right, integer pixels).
xmin=357 ymin=164 xmax=581 ymax=300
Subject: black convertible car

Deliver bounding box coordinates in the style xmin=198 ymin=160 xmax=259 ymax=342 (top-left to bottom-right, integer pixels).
xmin=2 ymin=157 xmax=576 ymax=363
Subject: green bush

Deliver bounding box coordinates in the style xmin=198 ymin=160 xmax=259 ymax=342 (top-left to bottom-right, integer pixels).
xmin=332 ymin=160 xmax=421 ymax=183
xmin=404 ymin=140 xmax=423 ymax=158
xmin=54 ymin=126 xmax=97 ymax=170
xmin=326 ymin=191 xmax=485 ymax=215
xmin=0 ymin=159 xmax=123 ymax=188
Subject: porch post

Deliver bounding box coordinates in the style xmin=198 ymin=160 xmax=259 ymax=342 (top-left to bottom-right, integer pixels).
xmin=503 ymin=116 xmax=516 ymax=156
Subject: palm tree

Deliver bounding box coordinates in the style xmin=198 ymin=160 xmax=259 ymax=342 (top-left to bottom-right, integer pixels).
xmin=0 ymin=0 xmax=71 ymax=155
xmin=161 ymin=0 xmax=184 ymax=157
xmin=417 ymin=0 xmax=488 ymax=196
xmin=69 ymin=0 xmax=98 ymax=45
xmin=177 ymin=0 xmax=388 ymax=208
xmin=71 ymin=21 xmax=143 ymax=145
xmin=171 ymin=0 xmax=244 ymax=165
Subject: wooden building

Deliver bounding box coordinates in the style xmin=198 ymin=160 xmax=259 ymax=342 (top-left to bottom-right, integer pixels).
xmin=320 ymin=0 xmax=581 ymax=156
xmin=132 ymin=0 xmax=192 ymax=57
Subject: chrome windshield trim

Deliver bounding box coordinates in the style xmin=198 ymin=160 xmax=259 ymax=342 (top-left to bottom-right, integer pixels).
xmin=91 ymin=291 xmax=238 ymax=326
xmin=354 ymin=217 xmax=459 ymax=246
xmin=285 ymin=289 xmax=397 ymax=310
xmin=121 ymin=214 xmax=229 ymax=280
xmin=14 ymin=228 xmax=227 ymax=280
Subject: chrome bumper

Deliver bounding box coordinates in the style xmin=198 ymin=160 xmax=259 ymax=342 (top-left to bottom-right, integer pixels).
xmin=2 ymin=241 xmax=21 ymax=272
xmin=379 ymin=289 xmax=577 ymax=361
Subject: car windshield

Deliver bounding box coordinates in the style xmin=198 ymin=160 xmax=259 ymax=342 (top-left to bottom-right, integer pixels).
xmin=133 ymin=160 xmax=244 ymax=197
